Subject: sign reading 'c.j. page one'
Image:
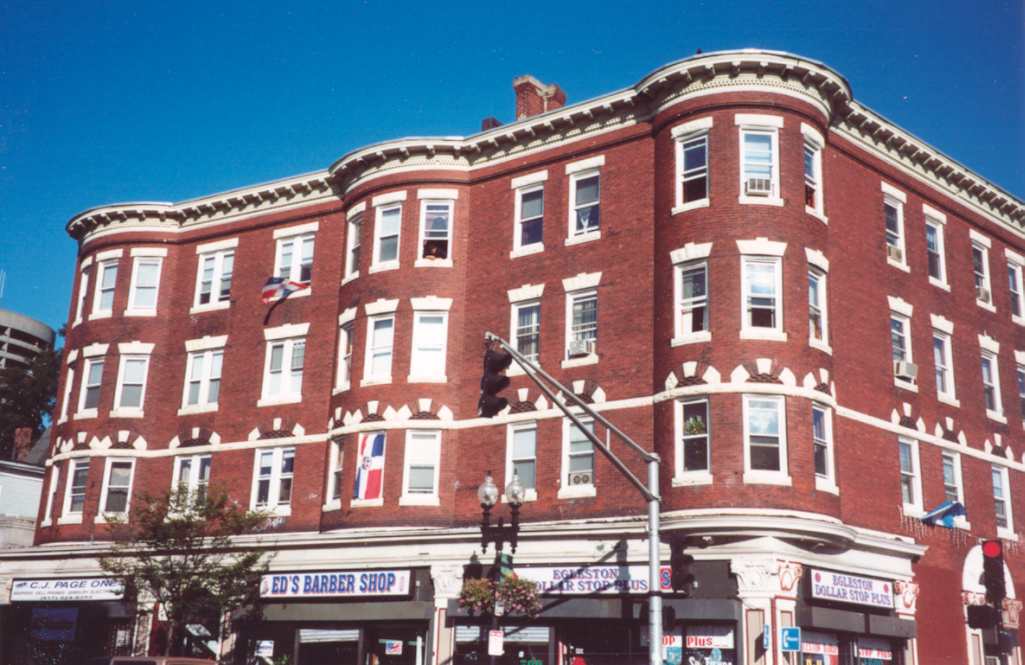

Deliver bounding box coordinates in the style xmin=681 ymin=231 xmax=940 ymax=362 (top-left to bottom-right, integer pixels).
xmin=810 ymin=569 xmax=893 ymax=609
xmin=260 ymin=570 xmax=411 ymax=599
xmin=11 ymin=578 xmax=124 ymax=602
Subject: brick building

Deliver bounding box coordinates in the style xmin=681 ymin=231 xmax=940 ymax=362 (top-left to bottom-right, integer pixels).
xmin=1 ymin=49 xmax=1024 ymax=665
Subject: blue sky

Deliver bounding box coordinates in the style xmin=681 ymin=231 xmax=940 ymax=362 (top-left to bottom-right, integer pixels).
xmin=1 ymin=0 xmax=1022 ymax=333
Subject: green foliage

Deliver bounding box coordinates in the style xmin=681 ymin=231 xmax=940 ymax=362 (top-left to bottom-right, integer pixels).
xmin=0 ymin=345 xmax=59 ymax=459
xmin=458 ymin=575 xmax=541 ymax=618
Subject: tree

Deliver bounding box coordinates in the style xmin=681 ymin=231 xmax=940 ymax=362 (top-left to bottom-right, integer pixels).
xmin=0 ymin=344 xmax=59 ymax=460
xmin=99 ymin=487 xmax=273 ymax=659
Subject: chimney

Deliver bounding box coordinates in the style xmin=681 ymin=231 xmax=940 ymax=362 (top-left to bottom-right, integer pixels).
xmin=14 ymin=427 xmax=32 ymax=462
xmin=481 ymin=116 xmax=503 ymax=131
xmin=513 ymin=75 xmax=566 ymax=120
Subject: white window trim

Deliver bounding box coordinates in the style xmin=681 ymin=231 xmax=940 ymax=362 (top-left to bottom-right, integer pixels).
xmin=508 ymin=299 xmax=542 ymax=377
xmin=899 ymin=438 xmax=924 ymax=517
xmin=191 ymin=248 xmax=235 ymax=313
xmin=673 ymin=397 xmax=713 ymax=486
xmin=334 ymin=320 xmax=355 ymax=394
xmin=258 ymin=335 xmax=306 ymax=407
xmin=1008 ymin=255 xmax=1025 ymax=326
xmin=343 ymin=211 xmax=363 ymax=283
xmin=557 ymin=416 xmax=597 ymax=499
xmin=973 ymin=240 xmax=995 ymax=311
xmin=736 ymin=114 xmax=784 ymax=207
xmin=408 ymin=311 xmax=449 ymax=383
xmin=741 ymin=394 xmax=791 ymax=486
xmin=249 ymin=447 xmax=294 ymax=516
xmin=941 ymin=451 xmax=971 ymax=530
xmin=812 ymin=404 xmax=838 ymax=495
xmin=672 ymin=260 xmax=711 ymax=346
xmin=90 ymin=259 xmax=119 ymax=320
xmin=58 ymin=366 xmax=75 ymax=424
xmin=361 ymin=314 xmax=395 ymax=386
xmin=932 ymin=328 xmax=960 ymax=408
xmin=178 ymin=346 xmax=225 ymax=415
xmin=883 ymin=193 xmax=909 ymax=272
xmin=73 ymin=271 xmax=89 ymax=326
xmin=994 ymin=465 xmax=1017 ymax=541
xmin=924 ymin=215 xmax=950 ymax=291
xmin=323 ymin=439 xmax=344 ymax=511
xmin=562 ymin=289 xmax=599 ymax=368
xmin=740 ymin=255 xmax=786 ymax=342
xmin=75 ymin=356 xmax=105 ymax=420
xmin=808 ymin=267 xmax=831 ymax=354
xmin=801 ymin=124 xmax=827 ymax=223
xmin=672 ymin=118 xmax=712 ymax=214
xmin=41 ymin=465 xmax=59 ymax=526
xmin=111 ymin=351 xmax=151 ymax=419
xmin=399 ymin=430 xmax=442 ymax=506
xmin=371 ymin=203 xmax=403 ymax=273
xmin=981 ymin=347 xmax=1006 ymax=423
xmin=415 ymin=199 xmax=455 ymax=267
xmin=505 ymin=422 xmax=538 ymax=503
xmin=273 ymin=233 xmax=314 ymax=297
xmin=125 ymin=256 xmax=163 ymax=317
xmin=58 ymin=458 xmax=88 ymax=525
xmin=95 ymin=457 xmax=135 ymax=522
xmin=565 ymin=169 xmax=601 ymax=245
xmin=171 ymin=453 xmax=212 ymax=501
xmin=890 ymin=311 xmax=917 ymax=393
xmin=512 ymin=183 xmax=545 ymax=258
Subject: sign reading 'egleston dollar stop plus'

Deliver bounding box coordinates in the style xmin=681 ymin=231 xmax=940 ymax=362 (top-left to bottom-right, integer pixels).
xmin=810 ymin=569 xmax=893 ymax=609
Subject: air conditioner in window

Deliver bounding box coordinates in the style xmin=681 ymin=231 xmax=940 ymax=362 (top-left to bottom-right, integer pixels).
xmin=744 ymin=178 xmax=772 ymax=196
xmin=568 ymin=471 xmax=593 ymax=486
xmin=977 ymin=287 xmax=992 ymax=303
xmin=894 ymin=360 xmax=918 ymax=382
xmin=886 ymin=245 xmax=904 ymax=262
xmin=567 ymin=339 xmax=595 ymax=358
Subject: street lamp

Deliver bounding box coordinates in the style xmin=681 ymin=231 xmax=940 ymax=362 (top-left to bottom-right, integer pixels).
xmin=477 ymin=471 xmax=525 ymax=665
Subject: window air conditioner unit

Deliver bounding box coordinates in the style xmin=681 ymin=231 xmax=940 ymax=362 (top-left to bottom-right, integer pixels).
xmin=977 ymin=287 xmax=991 ymax=303
xmin=567 ymin=339 xmax=594 ymax=358
xmin=745 ymin=178 xmax=772 ymax=196
xmin=894 ymin=360 xmax=918 ymax=382
xmin=568 ymin=471 xmax=593 ymax=486
xmin=886 ymin=245 xmax=904 ymax=262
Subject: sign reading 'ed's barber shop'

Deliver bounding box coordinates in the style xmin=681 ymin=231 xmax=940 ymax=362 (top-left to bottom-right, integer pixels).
xmin=810 ymin=569 xmax=893 ymax=609
xmin=260 ymin=569 xmax=411 ymax=599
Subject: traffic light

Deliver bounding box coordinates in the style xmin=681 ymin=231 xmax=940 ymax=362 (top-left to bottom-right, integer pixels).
xmin=478 ymin=347 xmax=513 ymax=417
xmin=669 ymin=541 xmax=695 ymax=594
xmin=982 ymin=539 xmax=1006 ymax=605
xmin=967 ymin=604 xmax=998 ymax=629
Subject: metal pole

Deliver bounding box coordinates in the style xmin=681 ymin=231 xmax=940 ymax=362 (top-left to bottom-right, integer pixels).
xmin=648 ymin=458 xmax=663 ymax=665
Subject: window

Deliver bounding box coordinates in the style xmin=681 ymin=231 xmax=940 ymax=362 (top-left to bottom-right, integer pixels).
xmin=1009 ymin=261 xmax=1024 ymax=319
xmin=883 ymin=196 xmax=906 ymax=267
xmin=261 ymin=337 xmax=305 ymax=403
xmin=252 ymin=447 xmax=295 ymax=513
xmin=566 ymin=291 xmax=598 ymax=360
xmin=58 ymin=367 xmax=75 ymax=423
xmin=677 ymin=398 xmax=710 ymax=479
xmin=401 ymin=431 xmax=441 ymax=505
xmin=194 ymin=248 xmax=234 ymax=308
xmin=113 ymin=354 xmax=150 ymax=415
xmin=742 ymin=257 xmax=782 ymax=335
xmin=559 ymin=419 xmax=595 ymax=498
xmin=739 ymin=121 xmax=780 ymax=202
xmin=515 ymin=185 xmax=544 ymax=252
xmin=127 ymin=256 xmax=162 ymax=314
xmin=345 ymin=212 xmax=363 ymax=280
xmin=172 ymin=454 xmax=212 ymax=504
xmin=99 ymin=458 xmax=134 ymax=516
xmin=73 ymin=270 xmax=89 ymax=325
xmin=803 ymin=138 xmax=823 ymax=215
xmin=812 ymin=404 xmax=835 ymax=490
xmin=569 ymin=172 xmax=600 ymax=237
xmin=364 ymin=316 xmax=395 ymax=383
xmin=62 ymin=459 xmax=90 ymax=518
xmin=890 ymin=314 xmax=915 ymax=386
xmin=78 ymin=358 xmax=105 ymax=416
xmin=336 ymin=322 xmax=354 ymax=391
xmin=933 ymin=332 xmax=955 ymax=402
xmin=676 ymin=131 xmax=709 ymax=208
xmin=410 ymin=312 xmax=448 ymax=381
xmin=419 ymin=200 xmax=452 ymax=262
xmin=925 ymin=220 xmax=947 ymax=286
xmin=183 ymin=348 xmax=223 ymax=410
xmin=743 ymin=395 xmax=788 ymax=482
xmin=992 ymin=466 xmax=1013 ymax=534
xmin=1017 ymin=365 xmax=1025 ymax=419
xmin=899 ymin=439 xmax=922 ymax=513
xmin=973 ymin=241 xmax=993 ymax=306
xmin=373 ymin=205 xmax=402 ymax=269
xmin=275 ymin=233 xmax=314 ymax=284
xmin=941 ymin=452 xmax=963 ymax=506
xmin=512 ymin=302 xmax=541 ymax=363
xmin=981 ymin=351 xmax=1003 ymax=417
xmin=676 ymin=263 xmax=709 ymax=341
xmin=325 ymin=440 xmax=344 ymax=507
xmin=507 ymin=424 xmax=537 ymax=499
xmin=92 ymin=260 xmax=119 ymax=317
xmin=808 ymin=269 xmax=828 ymax=347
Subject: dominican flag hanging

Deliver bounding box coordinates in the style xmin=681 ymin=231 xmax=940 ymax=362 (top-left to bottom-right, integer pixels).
xmin=353 ymin=433 xmax=386 ymax=501
xmin=921 ymin=500 xmax=967 ymax=528
xmin=261 ymin=276 xmax=307 ymax=304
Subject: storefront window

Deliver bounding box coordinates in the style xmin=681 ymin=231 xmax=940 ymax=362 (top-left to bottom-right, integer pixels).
xmin=800 ymin=631 xmax=839 ymax=665
xmin=455 ymin=625 xmax=551 ymax=665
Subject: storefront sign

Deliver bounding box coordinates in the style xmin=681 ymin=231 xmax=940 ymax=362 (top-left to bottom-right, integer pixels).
xmin=857 ymin=638 xmax=893 ymax=661
xmin=801 ymin=642 xmax=839 ymax=655
xmin=514 ymin=565 xmax=672 ymax=594
xmin=29 ymin=607 xmax=77 ymax=641
xmin=254 ymin=640 xmax=274 ymax=658
xmin=686 ymin=625 xmax=734 ymax=649
xmin=810 ymin=569 xmax=893 ymax=609
xmin=11 ymin=577 xmax=124 ymax=602
xmin=259 ymin=569 xmax=411 ymax=599
xmin=663 ymin=631 xmax=683 ymax=665
xmin=488 ymin=630 xmax=505 ymax=656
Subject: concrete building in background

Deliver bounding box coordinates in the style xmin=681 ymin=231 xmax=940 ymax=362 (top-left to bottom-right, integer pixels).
xmin=2 ymin=49 xmax=1025 ymax=665
xmin=0 ymin=309 xmax=55 ymax=371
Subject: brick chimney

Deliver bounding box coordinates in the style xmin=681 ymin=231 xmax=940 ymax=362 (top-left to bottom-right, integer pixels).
xmin=13 ymin=427 xmax=32 ymax=462
xmin=513 ymin=75 xmax=566 ymax=120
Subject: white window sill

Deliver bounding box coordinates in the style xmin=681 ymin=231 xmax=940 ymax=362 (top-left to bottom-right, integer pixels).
xmin=977 ymin=299 xmax=996 ymax=313
xmin=110 ymin=408 xmax=144 ymax=419
xmin=72 ymin=318 xmax=82 ymax=328
xmin=414 ymin=258 xmax=453 ymax=268
xmin=987 ymin=410 xmax=1008 ymax=424
xmin=189 ymin=300 xmax=231 ymax=314
xmin=256 ymin=505 xmax=292 ymax=517
xmin=502 ymin=489 xmax=537 ymax=503
xmin=937 ymin=393 xmax=961 ymax=408
xmin=510 ymin=244 xmax=544 ymax=259
xmin=407 ymin=375 xmax=448 ymax=384
xmin=40 ymin=519 xmax=51 ymax=527
xmin=894 ymin=378 xmax=919 ymax=393
xmin=369 ymin=262 xmax=399 ymax=274
xmin=809 ymin=338 xmax=832 ymax=354
xmin=332 ymin=384 xmax=351 ymax=396
xmin=902 ymin=505 xmax=925 ymax=519
xmin=954 ymin=517 xmax=972 ymax=531
xmin=74 ymin=410 xmax=98 ymax=421
xmin=57 ymin=515 xmax=83 ymax=525
xmin=738 ymin=195 xmax=784 ymax=207
xmin=256 ymin=395 xmax=302 ymax=408
xmin=399 ymin=494 xmax=441 ymax=506
xmin=815 ymin=477 xmax=840 ymax=495
xmin=94 ymin=512 xmax=128 ymax=525
xmin=508 ymin=362 xmax=537 ymax=377
xmin=351 ymin=498 xmax=384 ymax=508
xmin=998 ymin=527 xmax=1019 ymax=542
xmin=124 ymin=309 xmax=157 ymax=318
xmin=281 ymin=288 xmax=310 ymax=299
xmin=561 ymin=354 xmax=599 ymax=368
xmin=177 ymin=403 xmax=219 ymax=416
xmin=740 ymin=328 xmax=788 ymax=342
xmin=341 ymin=271 xmax=360 ymax=285
xmin=671 ymin=199 xmax=710 ymax=215
xmin=805 ymin=206 xmax=828 ymax=224
xmin=671 ymin=331 xmax=711 ymax=346
xmin=1014 ymin=315 xmax=1025 ymax=328
xmin=565 ymin=231 xmax=601 ymax=247
xmin=360 ymin=377 xmax=392 ymax=387
xmin=89 ymin=310 xmax=114 ymax=321
xmin=322 ymin=499 xmax=342 ymax=512
xmin=886 ymin=258 xmax=911 ymax=273
xmin=57 ymin=416 xmax=68 ymax=426
xmin=672 ymin=472 xmax=713 ymax=487
xmin=742 ymin=472 xmax=792 ymax=486
xmin=928 ymin=278 xmax=951 ymax=292
xmin=557 ymin=485 xmax=596 ymax=500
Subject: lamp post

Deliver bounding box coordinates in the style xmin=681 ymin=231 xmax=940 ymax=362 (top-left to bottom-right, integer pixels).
xmin=477 ymin=470 xmax=525 ymax=665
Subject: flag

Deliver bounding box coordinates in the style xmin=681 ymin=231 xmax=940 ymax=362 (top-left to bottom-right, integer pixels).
xmin=353 ymin=433 xmax=385 ymax=501
xmin=921 ymin=500 xmax=967 ymax=528
xmin=261 ymin=276 xmax=307 ymax=304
